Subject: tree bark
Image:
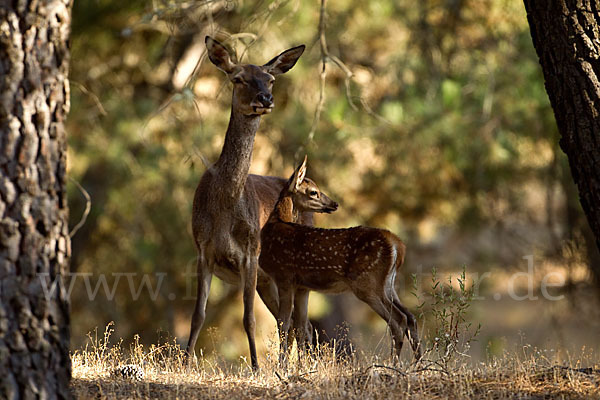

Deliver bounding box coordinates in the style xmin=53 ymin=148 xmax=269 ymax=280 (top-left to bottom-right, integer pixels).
xmin=0 ymin=1 xmax=73 ymax=398
xmin=524 ymin=0 xmax=600 ymax=285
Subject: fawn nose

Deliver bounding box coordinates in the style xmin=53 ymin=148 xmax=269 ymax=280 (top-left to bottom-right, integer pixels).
xmin=256 ymin=93 xmax=273 ymax=108
xmin=325 ymin=201 xmax=339 ymax=213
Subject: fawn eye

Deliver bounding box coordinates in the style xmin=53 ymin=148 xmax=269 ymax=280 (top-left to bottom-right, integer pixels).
xmin=309 ymin=190 xmax=318 ymax=197
xmin=232 ymin=77 xmax=244 ymax=84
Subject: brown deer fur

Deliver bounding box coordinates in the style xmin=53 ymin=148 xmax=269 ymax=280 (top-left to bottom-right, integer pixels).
xmin=260 ymin=157 xmax=422 ymax=364
xmin=186 ymin=37 xmax=307 ymax=370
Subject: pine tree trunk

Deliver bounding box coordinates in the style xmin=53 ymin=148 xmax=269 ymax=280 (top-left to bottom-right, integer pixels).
xmin=0 ymin=1 xmax=73 ymax=398
xmin=524 ymin=0 xmax=600 ymax=285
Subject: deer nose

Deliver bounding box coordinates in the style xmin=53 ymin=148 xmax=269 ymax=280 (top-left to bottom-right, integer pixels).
xmin=256 ymin=93 xmax=273 ymax=108
xmin=325 ymin=201 xmax=339 ymax=213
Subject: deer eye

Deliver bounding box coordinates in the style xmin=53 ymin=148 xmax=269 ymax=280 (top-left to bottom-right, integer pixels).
xmin=309 ymin=190 xmax=318 ymax=197
xmin=232 ymin=77 xmax=245 ymax=84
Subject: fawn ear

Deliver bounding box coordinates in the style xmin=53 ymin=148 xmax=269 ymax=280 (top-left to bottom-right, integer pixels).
xmin=288 ymin=155 xmax=308 ymax=193
xmin=205 ymin=36 xmax=237 ymax=74
xmin=263 ymin=44 xmax=305 ymax=75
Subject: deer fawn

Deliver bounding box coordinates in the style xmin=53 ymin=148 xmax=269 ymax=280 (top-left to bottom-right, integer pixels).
xmin=186 ymin=37 xmax=309 ymax=370
xmin=260 ymin=157 xmax=422 ymax=365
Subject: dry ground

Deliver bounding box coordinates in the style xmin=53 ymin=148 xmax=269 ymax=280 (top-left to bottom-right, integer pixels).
xmin=71 ymin=328 xmax=599 ymax=399
xmin=72 ymin=365 xmax=600 ymax=399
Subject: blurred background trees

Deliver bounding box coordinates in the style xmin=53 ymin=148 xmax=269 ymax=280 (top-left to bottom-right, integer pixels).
xmin=66 ymin=0 xmax=599 ymax=361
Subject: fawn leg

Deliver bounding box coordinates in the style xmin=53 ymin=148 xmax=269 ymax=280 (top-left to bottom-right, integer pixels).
xmin=292 ymin=288 xmax=311 ymax=361
xmin=390 ymin=290 xmax=422 ymax=360
xmin=355 ymin=288 xmax=405 ymax=361
xmin=256 ymin=271 xmax=307 ymax=351
xmin=256 ymin=272 xmax=280 ymax=320
xmin=277 ymin=286 xmax=295 ymax=369
xmin=383 ymin=295 xmax=407 ymax=361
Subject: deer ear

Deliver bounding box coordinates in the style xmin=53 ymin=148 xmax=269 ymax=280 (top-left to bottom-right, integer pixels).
xmin=295 ymin=155 xmax=308 ymax=191
xmin=205 ymin=36 xmax=237 ymax=74
xmin=263 ymin=44 xmax=305 ymax=75
xmin=288 ymin=155 xmax=308 ymax=193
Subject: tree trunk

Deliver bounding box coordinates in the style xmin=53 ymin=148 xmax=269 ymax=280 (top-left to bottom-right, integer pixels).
xmin=524 ymin=0 xmax=600 ymax=286
xmin=0 ymin=1 xmax=73 ymax=398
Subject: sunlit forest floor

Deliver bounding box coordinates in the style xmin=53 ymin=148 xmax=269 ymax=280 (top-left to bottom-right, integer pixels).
xmin=71 ymin=327 xmax=600 ymax=399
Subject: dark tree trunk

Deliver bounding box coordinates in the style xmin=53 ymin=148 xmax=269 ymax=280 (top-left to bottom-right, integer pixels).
xmin=0 ymin=1 xmax=73 ymax=398
xmin=524 ymin=0 xmax=600 ymax=286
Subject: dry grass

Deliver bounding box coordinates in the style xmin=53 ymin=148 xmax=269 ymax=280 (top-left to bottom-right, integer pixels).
xmin=71 ymin=325 xmax=600 ymax=399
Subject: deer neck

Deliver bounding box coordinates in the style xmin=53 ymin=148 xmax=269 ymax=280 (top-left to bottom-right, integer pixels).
xmin=268 ymin=196 xmax=299 ymax=224
xmin=214 ymin=106 xmax=262 ymax=201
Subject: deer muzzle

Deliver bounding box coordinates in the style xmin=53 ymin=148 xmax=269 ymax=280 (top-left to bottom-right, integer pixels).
xmin=323 ymin=201 xmax=339 ymax=214
xmin=251 ymin=92 xmax=274 ymax=114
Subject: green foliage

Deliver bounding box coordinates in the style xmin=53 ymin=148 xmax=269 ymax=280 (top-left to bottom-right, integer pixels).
xmin=412 ymin=267 xmax=481 ymax=371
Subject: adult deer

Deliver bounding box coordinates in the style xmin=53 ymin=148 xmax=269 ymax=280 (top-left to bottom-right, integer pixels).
xmin=260 ymin=157 xmax=422 ymax=365
xmin=186 ymin=37 xmax=308 ymax=370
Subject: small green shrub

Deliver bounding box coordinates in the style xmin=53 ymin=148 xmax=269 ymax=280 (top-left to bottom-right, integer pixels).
xmin=411 ymin=266 xmax=481 ymax=372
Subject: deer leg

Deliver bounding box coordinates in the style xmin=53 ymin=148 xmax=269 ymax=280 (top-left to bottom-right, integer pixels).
xmin=256 ymin=273 xmax=295 ymax=350
xmin=292 ymin=288 xmax=311 ymax=361
xmin=256 ymin=273 xmax=280 ymax=319
xmin=186 ymin=255 xmax=213 ymax=360
xmin=390 ymin=290 xmax=422 ymax=360
xmin=355 ymin=288 xmax=405 ymax=361
xmin=277 ymin=285 xmax=294 ymax=369
xmin=385 ymin=296 xmax=409 ymax=361
xmin=385 ymin=262 xmax=421 ymax=360
xmin=382 ymin=295 xmax=407 ymax=361
xmin=256 ymin=273 xmax=307 ymax=351
xmin=242 ymin=257 xmax=259 ymax=371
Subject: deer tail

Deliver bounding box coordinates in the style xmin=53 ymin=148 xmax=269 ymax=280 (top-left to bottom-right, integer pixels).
xmin=393 ymin=236 xmax=406 ymax=272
